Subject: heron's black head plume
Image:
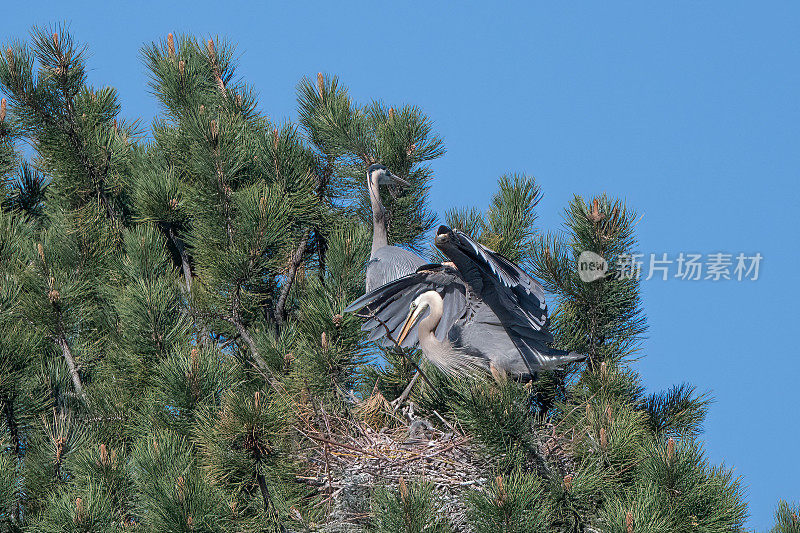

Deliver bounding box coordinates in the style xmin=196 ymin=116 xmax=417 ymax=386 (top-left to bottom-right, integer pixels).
xmin=367 ymin=163 xmax=387 ymax=175
xmin=435 ymin=225 xmax=453 ymax=245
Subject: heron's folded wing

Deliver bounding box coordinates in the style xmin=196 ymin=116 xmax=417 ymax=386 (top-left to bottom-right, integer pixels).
xmin=366 ymin=245 xmax=428 ymax=291
xmin=345 ymin=266 xmax=468 ymax=348
xmin=513 ymin=334 xmax=587 ymax=373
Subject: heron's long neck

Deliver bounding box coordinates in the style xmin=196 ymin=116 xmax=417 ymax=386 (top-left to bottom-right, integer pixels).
xmin=418 ymin=295 xmax=444 ymax=351
xmin=368 ymin=174 xmax=388 ymax=256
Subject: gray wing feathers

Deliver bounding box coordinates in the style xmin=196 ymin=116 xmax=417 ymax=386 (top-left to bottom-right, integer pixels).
xmin=452 ymin=230 xmax=547 ymax=307
xmin=346 ymin=267 xmax=467 ymax=349
xmin=513 ymin=335 xmax=586 ymax=372
xmin=347 ymin=232 xmax=586 ymax=379
xmin=435 ymin=285 xmax=465 ymax=341
xmin=449 ymin=230 xmax=550 ymax=335
xmin=366 ymin=246 xmax=428 ymax=292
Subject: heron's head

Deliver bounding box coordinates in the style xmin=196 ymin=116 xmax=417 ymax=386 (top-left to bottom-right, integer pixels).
xmin=434 ymin=225 xmax=455 ymax=247
xmin=397 ymin=291 xmax=439 ymax=346
xmin=367 ymin=163 xmax=410 ymax=187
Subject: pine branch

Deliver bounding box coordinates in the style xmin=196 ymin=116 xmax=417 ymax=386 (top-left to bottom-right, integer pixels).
xmin=166 ymin=224 xmax=192 ymax=291
xmin=275 ymin=232 xmax=309 ymax=327
xmin=226 ymin=314 xmax=265 ymax=369
xmin=255 ymin=469 xmax=285 ymax=532
xmin=55 ymin=335 xmax=87 ymax=404
xmin=0 ymin=394 xmax=21 ymax=456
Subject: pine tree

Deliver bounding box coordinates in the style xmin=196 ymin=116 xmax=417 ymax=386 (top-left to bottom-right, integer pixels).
xmin=770 ymin=501 xmax=800 ymax=533
xmin=0 ymin=25 xmax=768 ymax=533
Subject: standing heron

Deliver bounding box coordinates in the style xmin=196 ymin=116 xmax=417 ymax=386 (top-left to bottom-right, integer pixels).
xmin=345 ymin=225 xmax=584 ymax=379
xmin=365 ymin=164 xmax=427 ymax=292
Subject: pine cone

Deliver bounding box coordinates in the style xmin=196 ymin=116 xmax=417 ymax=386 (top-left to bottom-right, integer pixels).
xmin=398 ymin=477 xmax=409 ymax=502
xmin=99 ymin=443 xmax=109 ymax=466
xmin=5 ymin=48 xmax=15 ymax=75
xmin=588 ymin=198 xmax=605 ymax=223
xmin=175 ymin=476 xmax=186 ymax=501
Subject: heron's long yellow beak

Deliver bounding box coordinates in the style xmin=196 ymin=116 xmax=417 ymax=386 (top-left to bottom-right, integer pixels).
xmin=396 ymin=305 xmax=424 ymax=346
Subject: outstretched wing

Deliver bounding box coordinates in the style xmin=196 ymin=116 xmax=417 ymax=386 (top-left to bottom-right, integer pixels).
xmin=449 ymin=228 xmax=546 ymax=306
xmin=443 ymin=227 xmax=552 ymax=341
xmin=345 ymin=265 xmax=468 ymax=348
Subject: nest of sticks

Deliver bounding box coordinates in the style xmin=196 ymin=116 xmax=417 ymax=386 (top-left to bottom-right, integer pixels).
xmin=294 ymin=389 xmax=491 ymax=531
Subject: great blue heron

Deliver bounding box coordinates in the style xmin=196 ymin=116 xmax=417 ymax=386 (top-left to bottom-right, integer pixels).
xmin=345 ymin=225 xmax=585 ymax=380
xmin=365 ymin=164 xmax=427 ymax=292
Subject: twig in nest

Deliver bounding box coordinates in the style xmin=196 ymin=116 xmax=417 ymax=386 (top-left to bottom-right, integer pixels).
xmin=432 ymin=410 xmax=457 ymax=433
xmin=297 ymin=428 xmax=387 ymax=460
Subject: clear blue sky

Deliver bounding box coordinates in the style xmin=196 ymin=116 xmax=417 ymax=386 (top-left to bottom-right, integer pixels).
xmin=2 ymin=2 xmax=798 ymax=529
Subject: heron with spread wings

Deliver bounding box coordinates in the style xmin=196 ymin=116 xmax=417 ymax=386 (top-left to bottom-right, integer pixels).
xmin=345 ymin=225 xmax=585 ymax=380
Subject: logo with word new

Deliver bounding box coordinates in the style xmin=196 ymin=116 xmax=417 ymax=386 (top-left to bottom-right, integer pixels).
xmin=577 ymin=251 xmax=608 ymax=282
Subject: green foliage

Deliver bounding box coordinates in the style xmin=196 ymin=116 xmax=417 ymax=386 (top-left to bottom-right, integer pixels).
xmin=599 ymin=483 xmax=673 ymax=533
xmin=288 ymin=222 xmax=372 ymax=404
xmin=454 ymin=377 xmax=539 ymax=472
xmin=643 ymin=383 xmax=711 ymax=439
xmin=0 ymin=420 xmax=22 ymax=531
xmin=22 ymin=409 xmax=88 ymax=516
xmin=0 ymin=101 xmax=18 ymax=187
xmin=771 ymin=501 xmax=800 ymax=533
xmin=369 ymin=478 xmax=452 ymax=533
xmin=532 ymin=195 xmax=646 ymax=362
xmin=444 ymin=173 xmax=541 ymax=266
xmin=147 ymin=346 xmax=243 ymax=436
xmin=467 ymin=470 xmax=550 ymax=533
xmin=363 ymin=347 xmax=422 ymax=404
xmin=297 ymin=74 xmax=441 ymax=254
xmin=32 ymin=482 xmax=120 ymax=533
xmin=129 ymin=430 xmax=228 ymax=532
xmin=0 ymin=25 xmax=133 ymax=221
xmin=4 ymin=162 xmax=48 ymax=221
xmin=109 ymin=225 xmax=188 ymax=370
xmin=193 ymin=388 xmax=298 ymax=531
xmin=600 ymin=438 xmax=748 ymax=532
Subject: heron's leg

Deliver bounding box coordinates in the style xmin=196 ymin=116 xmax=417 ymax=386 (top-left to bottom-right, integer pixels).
xmin=391 ymin=372 xmax=420 ymax=411
xmin=490 ymin=362 xmax=508 ymax=385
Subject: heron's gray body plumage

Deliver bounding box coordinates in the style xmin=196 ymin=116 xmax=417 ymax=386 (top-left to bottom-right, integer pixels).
xmin=366 ymin=245 xmax=427 ymax=293
xmin=346 ymin=225 xmax=585 ymax=380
